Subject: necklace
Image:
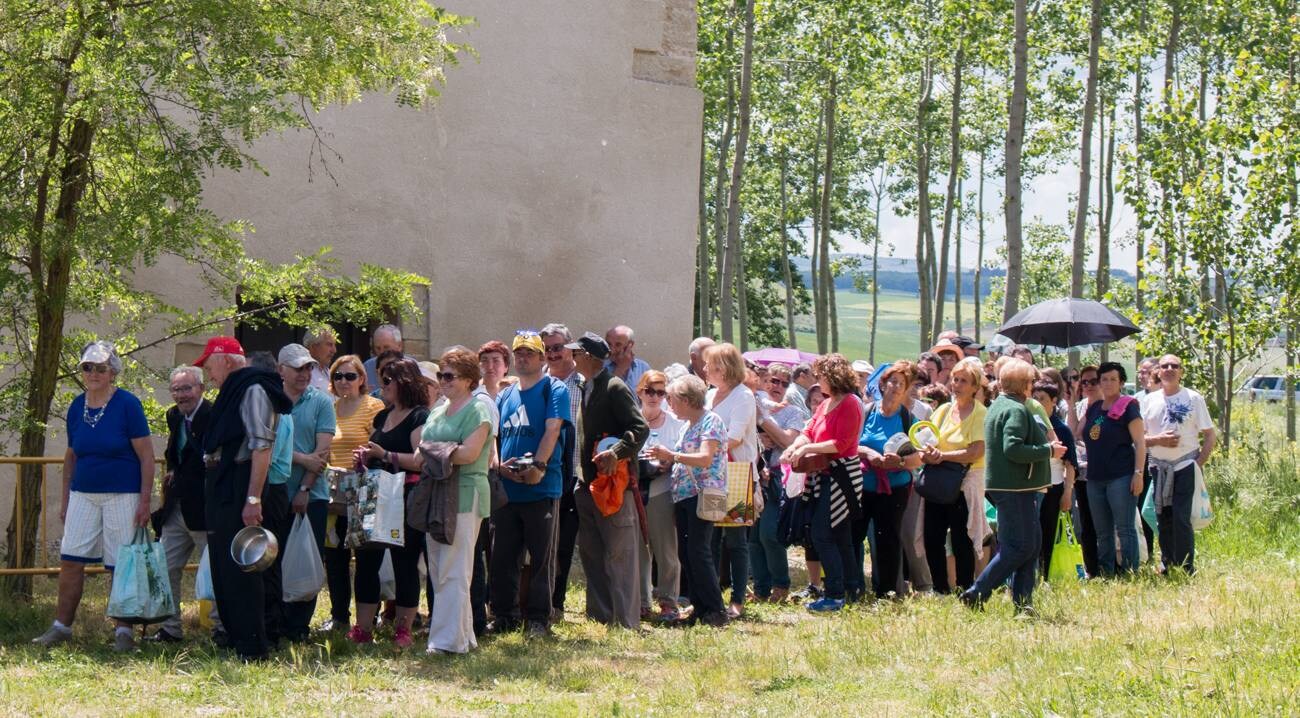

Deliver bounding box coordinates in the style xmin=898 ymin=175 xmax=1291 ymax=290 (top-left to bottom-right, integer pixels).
xmin=83 ymin=391 xmax=113 ymax=429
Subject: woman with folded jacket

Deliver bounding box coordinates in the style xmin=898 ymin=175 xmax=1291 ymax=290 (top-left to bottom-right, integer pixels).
xmin=780 ymin=353 xmax=865 ymax=613
xmin=919 ymin=358 xmax=987 ymax=594
xmin=419 ymin=347 xmax=493 ymax=654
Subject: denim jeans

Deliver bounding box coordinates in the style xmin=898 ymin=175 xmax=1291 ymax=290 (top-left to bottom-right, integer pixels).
xmin=1087 ymin=477 xmax=1140 ymax=576
xmin=675 ymin=496 xmax=725 ymax=620
xmin=810 ymin=475 xmax=861 ymax=600
xmin=712 ymin=526 xmax=750 ymax=605
xmin=969 ymin=491 xmax=1043 ymax=607
xmin=1156 ymin=464 xmax=1197 ymax=574
xmin=749 ymin=479 xmax=790 ymax=597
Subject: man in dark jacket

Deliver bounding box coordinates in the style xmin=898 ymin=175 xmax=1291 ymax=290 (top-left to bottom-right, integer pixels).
xmin=566 ymin=332 xmax=649 ymax=629
xmin=147 ymin=365 xmax=220 ymax=643
xmin=197 ymin=336 xmax=292 ymax=661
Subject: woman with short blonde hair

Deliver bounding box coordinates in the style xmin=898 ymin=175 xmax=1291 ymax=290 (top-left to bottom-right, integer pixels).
xmin=702 ymin=342 xmax=757 ymax=618
xmin=702 ymin=342 xmax=747 ymax=387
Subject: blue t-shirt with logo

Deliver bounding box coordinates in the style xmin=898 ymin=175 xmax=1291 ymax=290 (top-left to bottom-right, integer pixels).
xmin=497 ymin=378 xmax=571 ymax=502
xmin=67 ymin=390 xmax=151 ymax=494
xmin=859 ymin=405 xmax=912 ymax=490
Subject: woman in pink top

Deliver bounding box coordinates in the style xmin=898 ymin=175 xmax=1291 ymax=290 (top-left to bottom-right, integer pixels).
xmin=781 ymin=354 xmax=864 ymax=613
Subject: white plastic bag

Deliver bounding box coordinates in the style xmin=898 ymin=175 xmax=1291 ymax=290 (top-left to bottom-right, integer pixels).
xmin=782 ymin=464 xmax=806 ymax=499
xmin=347 ymin=468 xmax=406 ymax=548
xmin=194 ymin=545 xmax=214 ymax=602
xmin=1191 ymin=463 xmax=1214 ymax=531
xmin=378 ymin=550 xmax=396 ymax=601
xmin=281 ymin=514 xmax=326 ymax=602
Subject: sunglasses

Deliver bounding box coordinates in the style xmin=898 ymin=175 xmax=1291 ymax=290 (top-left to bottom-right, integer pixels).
xmin=1081 ymin=378 xmax=1099 ymax=386
xmin=768 ymin=377 xmax=790 ymax=388
xmin=381 ymin=376 xmax=395 ymax=386
xmin=1160 ymin=362 xmax=1182 ymax=370
xmin=332 ymin=371 xmax=360 ymax=382
xmin=543 ymin=343 xmax=567 ymax=354
xmin=80 ymin=363 xmax=111 ymax=375
xmin=641 ymin=387 xmax=667 ymax=398
xmin=436 ymin=372 xmax=459 ymax=383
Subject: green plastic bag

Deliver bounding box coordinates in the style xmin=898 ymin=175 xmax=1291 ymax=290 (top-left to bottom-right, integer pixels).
xmin=1141 ymin=481 xmax=1158 ymax=531
xmin=107 ymin=527 xmax=176 ymax=624
xmin=1047 ymin=513 xmax=1084 ymax=583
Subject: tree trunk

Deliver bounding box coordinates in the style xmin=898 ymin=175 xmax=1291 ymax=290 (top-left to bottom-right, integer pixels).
xmin=975 ymin=149 xmax=986 ymax=342
xmin=713 ymin=23 xmax=736 ymax=341
xmin=721 ymin=1 xmax=754 ymax=343
xmin=820 ymin=76 xmax=837 ymax=354
xmin=697 ymin=129 xmax=711 ymax=337
xmin=3 ymin=117 xmax=95 ymax=597
xmin=780 ymin=149 xmax=797 ymax=348
xmin=1133 ymin=48 xmax=1146 ymax=318
xmin=916 ymin=58 xmax=935 ymax=349
xmin=933 ymin=47 xmax=965 ymax=340
xmin=1097 ymin=99 xmax=1115 ymax=362
xmin=955 ymin=177 xmax=963 ymax=333
xmin=1003 ymin=0 xmax=1029 ymax=323
xmin=1069 ymin=0 xmax=1102 ymax=370
xmin=811 ymin=100 xmax=826 ymax=353
xmin=1158 ymin=0 xmax=1182 ymax=330
xmin=870 ymin=168 xmax=885 ymax=364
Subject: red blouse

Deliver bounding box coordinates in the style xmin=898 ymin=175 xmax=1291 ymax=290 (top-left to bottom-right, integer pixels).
xmin=802 ymin=393 xmax=864 ymax=459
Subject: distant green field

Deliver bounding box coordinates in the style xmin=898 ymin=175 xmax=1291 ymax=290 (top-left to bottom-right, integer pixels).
xmin=793 ymin=290 xmax=987 ymax=364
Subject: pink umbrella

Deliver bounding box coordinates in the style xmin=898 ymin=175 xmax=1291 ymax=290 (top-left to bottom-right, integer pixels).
xmin=742 ymin=347 xmax=820 ymax=367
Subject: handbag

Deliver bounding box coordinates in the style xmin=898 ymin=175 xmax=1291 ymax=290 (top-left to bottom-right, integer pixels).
xmin=107 ymin=527 xmax=177 ymax=624
xmin=791 ymin=452 xmax=829 ymax=474
xmin=915 ymin=460 xmax=969 ymax=504
xmin=487 ymin=469 xmax=509 ymax=513
xmin=716 ymin=460 xmax=757 ymax=527
xmin=1046 ymin=513 xmax=1085 ymax=582
xmin=777 ymin=492 xmax=812 ymax=547
xmin=281 ymin=514 xmax=326 ymax=602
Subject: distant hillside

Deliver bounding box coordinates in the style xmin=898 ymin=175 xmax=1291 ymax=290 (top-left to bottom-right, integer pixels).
xmin=792 ymin=254 xmax=1136 ymax=298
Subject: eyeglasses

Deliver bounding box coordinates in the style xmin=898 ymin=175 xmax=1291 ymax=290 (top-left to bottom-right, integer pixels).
xmin=1160 ymin=362 xmax=1182 ymax=370
xmin=641 ymin=388 xmax=667 ymax=398
xmin=80 ymin=363 xmax=111 ymax=375
xmin=436 ymin=372 xmax=459 ymax=383
xmin=543 ymin=343 xmax=567 ymax=355
xmin=768 ymin=377 xmax=790 ymax=388
xmin=169 ymin=384 xmax=197 ymax=393
xmin=332 ymin=371 xmax=360 ymax=382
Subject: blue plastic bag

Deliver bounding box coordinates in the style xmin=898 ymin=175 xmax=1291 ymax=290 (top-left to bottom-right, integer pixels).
xmin=107 ymin=527 xmax=176 ymax=624
xmin=194 ymin=545 xmax=214 ymax=602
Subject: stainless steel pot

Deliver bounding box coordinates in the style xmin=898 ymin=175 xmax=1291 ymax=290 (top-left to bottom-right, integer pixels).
xmin=231 ymin=525 xmax=279 ymax=573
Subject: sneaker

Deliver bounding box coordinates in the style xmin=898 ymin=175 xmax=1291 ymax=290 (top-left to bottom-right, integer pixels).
xmin=393 ymin=627 xmax=413 ymax=648
xmin=806 ymin=597 xmax=845 ymax=613
xmin=346 ymin=626 xmax=373 ymax=644
xmin=144 ymin=629 xmax=183 ymax=644
xmin=31 ymin=625 xmax=72 ymax=648
xmin=525 ymin=620 xmax=552 ymax=639
xmin=113 ymin=630 xmax=136 ymax=653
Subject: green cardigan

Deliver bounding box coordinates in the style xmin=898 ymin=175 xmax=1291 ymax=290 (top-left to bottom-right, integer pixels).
xmin=983 ymin=395 xmax=1052 ymax=492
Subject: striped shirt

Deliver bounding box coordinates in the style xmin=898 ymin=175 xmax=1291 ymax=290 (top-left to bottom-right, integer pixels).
xmin=330 ymin=395 xmax=385 ymax=467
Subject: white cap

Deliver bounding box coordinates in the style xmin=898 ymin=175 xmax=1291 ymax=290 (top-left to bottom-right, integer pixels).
xmin=851 ymin=359 xmax=874 ymax=374
xmin=277 ymin=343 xmax=316 ymax=369
xmin=80 ymin=341 xmax=122 ymax=373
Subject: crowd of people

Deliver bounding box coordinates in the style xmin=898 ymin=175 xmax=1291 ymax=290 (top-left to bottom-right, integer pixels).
xmin=32 ymin=324 xmax=1217 ymax=659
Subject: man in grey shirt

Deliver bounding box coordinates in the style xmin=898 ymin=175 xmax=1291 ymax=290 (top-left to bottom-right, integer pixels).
xmin=196 ymin=336 xmax=291 ymax=661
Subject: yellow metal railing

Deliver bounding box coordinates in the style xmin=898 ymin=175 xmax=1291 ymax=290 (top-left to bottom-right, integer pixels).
xmin=0 ymin=456 xmax=185 ymax=577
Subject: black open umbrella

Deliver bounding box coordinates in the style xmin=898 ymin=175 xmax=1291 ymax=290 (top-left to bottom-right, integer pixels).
xmin=995 ymin=298 xmax=1139 ymax=348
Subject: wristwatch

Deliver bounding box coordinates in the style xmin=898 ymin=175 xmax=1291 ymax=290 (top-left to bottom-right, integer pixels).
xmin=246 ymin=496 xmax=262 ymax=505
xmin=298 ymin=485 xmax=311 ymax=493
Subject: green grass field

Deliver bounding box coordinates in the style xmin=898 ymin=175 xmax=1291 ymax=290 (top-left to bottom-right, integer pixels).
xmin=794 ymin=289 xmax=1001 ymax=364
xmin=2 ymin=406 xmax=1298 ymax=716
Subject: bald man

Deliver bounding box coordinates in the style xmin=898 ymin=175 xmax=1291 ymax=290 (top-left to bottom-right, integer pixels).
xmin=604 ymin=325 xmax=651 ymax=397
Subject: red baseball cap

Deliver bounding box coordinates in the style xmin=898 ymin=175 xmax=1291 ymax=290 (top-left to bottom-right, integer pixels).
xmin=193 ymin=336 xmax=245 ymax=367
